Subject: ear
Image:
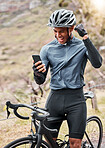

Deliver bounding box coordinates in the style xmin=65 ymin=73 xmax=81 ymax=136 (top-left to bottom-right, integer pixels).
xmin=68 ymin=26 xmax=74 ymax=36
xmin=69 ymin=26 xmax=74 ymax=32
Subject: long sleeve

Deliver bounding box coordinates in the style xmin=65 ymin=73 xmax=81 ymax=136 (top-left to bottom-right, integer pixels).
xmin=83 ymin=38 xmax=102 ymax=68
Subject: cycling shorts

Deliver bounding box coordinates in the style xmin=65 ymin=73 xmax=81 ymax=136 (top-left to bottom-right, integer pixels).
xmin=45 ymin=87 xmax=87 ymax=139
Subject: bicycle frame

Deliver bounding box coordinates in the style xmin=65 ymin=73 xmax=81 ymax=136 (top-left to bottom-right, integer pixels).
xmin=5 ymin=93 xmax=103 ymax=148
xmin=31 ymin=112 xmax=60 ymax=148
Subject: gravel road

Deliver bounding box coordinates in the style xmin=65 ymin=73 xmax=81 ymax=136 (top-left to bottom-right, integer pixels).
xmin=101 ymin=133 xmax=105 ymax=148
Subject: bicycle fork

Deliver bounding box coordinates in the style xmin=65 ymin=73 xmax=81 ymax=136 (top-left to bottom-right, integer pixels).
xmin=30 ymin=118 xmax=42 ymax=148
xmin=30 ymin=128 xmax=43 ymax=148
xmin=36 ymin=122 xmax=44 ymax=148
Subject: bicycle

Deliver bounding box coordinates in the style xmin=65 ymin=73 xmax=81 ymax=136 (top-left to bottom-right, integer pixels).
xmin=4 ymin=91 xmax=103 ymax=148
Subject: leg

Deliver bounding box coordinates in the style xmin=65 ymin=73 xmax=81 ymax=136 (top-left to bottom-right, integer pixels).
xmin=66 ymin=103 xmax=87 ymax=148
xmin=45 ymin=90 xmax=64 ymax=138
xmin=70 ymin=138 xmax=82 ymax=148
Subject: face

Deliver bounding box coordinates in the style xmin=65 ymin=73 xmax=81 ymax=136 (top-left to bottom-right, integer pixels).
xmin=53 ymin=27 xmax=74 ymax=44
xmin=53 ymin=27 xmax=69 ymax=44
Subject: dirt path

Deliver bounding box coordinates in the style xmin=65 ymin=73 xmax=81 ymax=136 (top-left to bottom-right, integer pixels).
xmin=101 ymin=133 xmax=105 ymax=148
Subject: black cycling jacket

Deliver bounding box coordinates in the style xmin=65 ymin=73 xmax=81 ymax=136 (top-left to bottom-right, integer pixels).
xmin=33 ymin=37 xmax=102 ymax=89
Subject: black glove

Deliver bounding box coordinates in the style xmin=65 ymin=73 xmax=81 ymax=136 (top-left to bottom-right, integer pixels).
xmin=32 ymin=64 xmax=41 ymax=77
xmin=74 ymin=24 xmax=87 ymax=37
xmin=32 ymin=64 xmax=46 ymax=85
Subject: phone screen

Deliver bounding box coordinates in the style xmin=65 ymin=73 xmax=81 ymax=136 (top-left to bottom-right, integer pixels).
xmin=32 ymin=55 xmax=41 ymax=64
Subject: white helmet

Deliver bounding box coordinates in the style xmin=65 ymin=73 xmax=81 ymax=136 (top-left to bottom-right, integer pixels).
xmin=48 ymin=9 xmax=76 ymax=27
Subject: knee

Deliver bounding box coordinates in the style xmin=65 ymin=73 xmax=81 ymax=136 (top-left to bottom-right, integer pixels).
xmin=70 ymin=138 xmax=81 ymax=148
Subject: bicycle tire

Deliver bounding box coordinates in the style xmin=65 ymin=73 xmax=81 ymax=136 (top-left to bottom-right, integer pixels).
xmin=4 ymin=136 xmax=50 ymax=148
xmin=82 ymin=116 xmax=103 ymax=148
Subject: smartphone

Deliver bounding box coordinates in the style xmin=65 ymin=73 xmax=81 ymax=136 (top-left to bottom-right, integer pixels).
xmin=32 ymin=55 xmax=41 ymax=64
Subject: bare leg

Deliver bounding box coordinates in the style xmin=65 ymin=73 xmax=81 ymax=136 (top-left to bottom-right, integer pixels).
xmin=53 ymin=138 xmax=57 ymax=141
xmin=70 ymin=138 xmax=82 ymax=148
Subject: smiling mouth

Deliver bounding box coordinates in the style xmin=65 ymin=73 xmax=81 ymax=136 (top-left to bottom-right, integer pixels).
xmin=58 ymin=37 xmax=64 ymax=42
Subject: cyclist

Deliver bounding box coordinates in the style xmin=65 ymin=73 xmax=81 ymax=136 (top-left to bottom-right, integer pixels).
xmin=33 ymin=9 xmax=102 ymax=148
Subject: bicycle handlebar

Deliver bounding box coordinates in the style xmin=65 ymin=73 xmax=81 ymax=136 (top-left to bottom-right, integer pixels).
xmin=6 ymin=91 xmax=94 ymax=120
xmin=6 ymin=101 xmax=50 ymax=120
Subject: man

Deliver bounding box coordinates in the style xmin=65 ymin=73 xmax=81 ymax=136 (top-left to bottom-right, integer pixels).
xmin=33 ymin=9 xmax=102 ymax=148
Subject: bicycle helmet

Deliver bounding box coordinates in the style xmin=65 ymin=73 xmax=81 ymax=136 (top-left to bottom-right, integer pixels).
xmin=48 ymin=9 xmax=76 ymax=27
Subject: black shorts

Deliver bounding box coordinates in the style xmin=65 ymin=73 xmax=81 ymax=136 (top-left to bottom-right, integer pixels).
xmin=45 ymin=88 xmax=87 ymax=139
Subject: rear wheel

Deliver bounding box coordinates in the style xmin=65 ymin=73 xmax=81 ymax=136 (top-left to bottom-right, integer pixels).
xmin=82 ymin=116 xmax=103 ymax=148
xmin=4 ymin=136 xmax=50 ymax=148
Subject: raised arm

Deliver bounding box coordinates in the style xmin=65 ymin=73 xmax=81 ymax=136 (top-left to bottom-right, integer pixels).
xmin=83 ymin=37 xmax=102 ymax=68
xmin=75 ymin=24 xmax=102 ymax=68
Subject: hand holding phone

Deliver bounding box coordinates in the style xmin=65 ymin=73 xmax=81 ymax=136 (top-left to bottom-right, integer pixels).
xmin=32 ymin=55 xmax=46 ymax=73
xmin=32 ymin=55 xmax=46 ymax=84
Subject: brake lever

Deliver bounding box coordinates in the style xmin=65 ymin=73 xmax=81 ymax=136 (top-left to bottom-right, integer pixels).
xmin=6 ymin=101 xmax=29 ymax=120
xmin=6 ymin=105 xmax=10 ymax=119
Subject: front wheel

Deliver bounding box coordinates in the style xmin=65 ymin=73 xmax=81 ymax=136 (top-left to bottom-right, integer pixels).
xmin=4 ymin=136 xmax=50 ymax=148
xmin=82 ymin=116 xmax=103 ymax=148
